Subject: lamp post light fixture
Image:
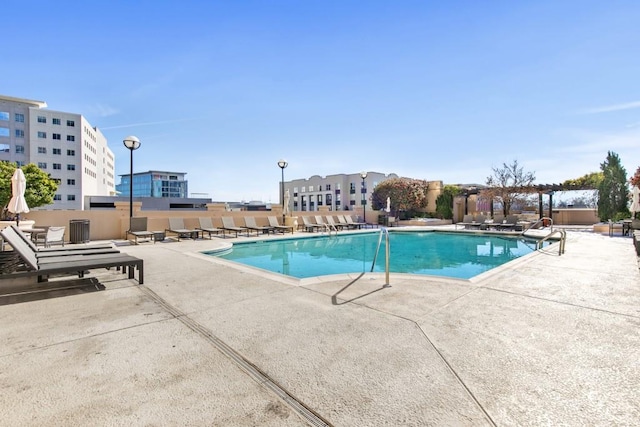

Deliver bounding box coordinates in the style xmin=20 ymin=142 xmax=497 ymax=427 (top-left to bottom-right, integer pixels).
xmin=360 ymin=171 xmax=368 ymax=224
xmin=278 ymin=159 xmax=288 ymax=224
xmin=123 ymin=136 xmax=141 ymax=231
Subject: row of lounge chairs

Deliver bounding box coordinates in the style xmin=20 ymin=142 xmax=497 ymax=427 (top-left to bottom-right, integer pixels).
xmin=127 ymin=216 xmax=295 ymax=244
xmin=457 ymin=214 xmax=522 ymax=231
xmin=299 ymin=215 xmax=374 ymax=232
xmin=126 ymin=214 xmax=374 ymax=243
xmin=0 ymin=225 xmax=144 ymax=284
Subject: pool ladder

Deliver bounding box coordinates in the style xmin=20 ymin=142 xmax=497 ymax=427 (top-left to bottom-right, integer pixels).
xmin=522 ymin=217 xmax=566 ymax=255
xmin=370 ymin=227 xmax=391 ymax=286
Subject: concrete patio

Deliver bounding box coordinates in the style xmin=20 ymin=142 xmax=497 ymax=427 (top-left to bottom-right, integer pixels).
xmin=0 ymin=227 xmax=638 ymax=426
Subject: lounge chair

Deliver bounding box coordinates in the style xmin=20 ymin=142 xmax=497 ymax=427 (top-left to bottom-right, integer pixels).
xmin=325 ymin=216 xmax=342 ymax=231
xmin=8 ymin=225 xmax=117 ymax=257
xmin=197 ymin=217 xmax=223 ymax=239
xmin=497 ymin=215 xmax=519 ymax=231
xmin=221 ymin=216 xmax=249 ymax=238
xmin=466 ymin=214 xmax=486 ymax=230
xmin=337 ymin=215 xmax=357 ymax=230
xmin=126 ymin=217 xmax=154 ymax=245
xmin=0 ymin=226 xmax=143 ymax=284
xmin=345 ymin=215 xmax=367 ymax=229
xmin=301 ymin=216 xmax=323 ymax=232
xmin=483 ymin=215 xmax=504 ymax=231
xmin=314 ymin=216 xmax=331 ymax=232
xmin=267 ymin=216 xmax=294 ymax=234
xmin=244 ymin=217 xmax=273 ymax=235
xmin=457 ymin=214 xmax=474 ymax=230
xmin=165 ymin=218 xmax=200 ymax=241
xmin=33 ymin=226 xmax=65 ymax=247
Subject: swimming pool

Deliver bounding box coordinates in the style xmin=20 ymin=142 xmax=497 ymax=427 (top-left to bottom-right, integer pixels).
xmin=206 ymin=231 xmax=546 ymax=279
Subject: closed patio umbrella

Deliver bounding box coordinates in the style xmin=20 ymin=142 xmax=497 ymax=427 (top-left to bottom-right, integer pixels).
xmin=7 ymin=168 xmax=29 ymax=226
xmin=631 ymin=186 xmax=640 ymax=218
xmin=283 ymin=188 xmax=291 ymax=216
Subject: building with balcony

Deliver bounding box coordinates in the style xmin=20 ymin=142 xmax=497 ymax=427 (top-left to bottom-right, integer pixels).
xmin=0 ymin=95 xmax=115 ymax=210
xmin=284 ymin=171 xmax=399 ymax=212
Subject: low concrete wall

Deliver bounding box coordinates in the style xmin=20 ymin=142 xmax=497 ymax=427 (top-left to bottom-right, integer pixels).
xmin=23 ymin=205 xmax=378 ymax=241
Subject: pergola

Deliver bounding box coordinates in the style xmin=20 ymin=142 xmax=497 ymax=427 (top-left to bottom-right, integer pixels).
xmin=460 ymin=183 xmax=597 ymax=220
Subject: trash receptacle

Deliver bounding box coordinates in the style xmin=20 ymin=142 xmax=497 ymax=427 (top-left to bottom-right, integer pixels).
xmin=69 ymin=219 xmax=90 ymax=243
xmin=378 ymin=215 xmax=388 ymax=226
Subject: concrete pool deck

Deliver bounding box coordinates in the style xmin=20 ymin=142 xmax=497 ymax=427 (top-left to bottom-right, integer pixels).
xmin=0 ymin=227 xmax=638 ymax=426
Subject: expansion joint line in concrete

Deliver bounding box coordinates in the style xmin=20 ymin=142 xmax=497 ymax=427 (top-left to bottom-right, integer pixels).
xmin=411 ymin=318 xmax=498 ymax=427
xmin=136 ymin=285 xmax=333 ymax=427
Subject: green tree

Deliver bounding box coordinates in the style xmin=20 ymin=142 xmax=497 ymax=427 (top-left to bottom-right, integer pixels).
xmin=0 ymin=162 xmax=58 ymax=219
xmin=371 ymin=177 xmax=429 ymax=218
xmin=562 ymin=172 xmax=603 ymax=188
xmin=435 ymin=185 xmax=461 ymax=219
xmin=482 ymin=160 xmax=536 ymax=215
xmin=597 ymin=151 xmax=629 ymax=221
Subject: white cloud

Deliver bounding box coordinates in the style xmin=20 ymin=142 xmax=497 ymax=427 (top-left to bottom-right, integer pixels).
xmin=579 ymin=101 xmax=640 ymax=114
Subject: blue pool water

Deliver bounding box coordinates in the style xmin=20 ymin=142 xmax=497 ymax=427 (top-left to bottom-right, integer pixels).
xmin=206 ymin=231 xmax=545 ymax=279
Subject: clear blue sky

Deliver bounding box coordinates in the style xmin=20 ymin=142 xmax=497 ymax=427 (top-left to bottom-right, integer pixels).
xmin=4 ymin=1 xmax=639 ymax=202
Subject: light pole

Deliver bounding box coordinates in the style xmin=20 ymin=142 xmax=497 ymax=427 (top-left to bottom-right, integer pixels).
xmin=278 ymin=159 xmax=288 ymax=224
xmin=360 ymin=171 xmax=368 ymax=224
xmin=123 ymin=136 xmax=141 ymax=232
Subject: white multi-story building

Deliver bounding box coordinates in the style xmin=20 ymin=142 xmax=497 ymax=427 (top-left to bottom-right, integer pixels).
xmin=0 ymin=95 xmax=115 ymax=210
xmin=285 ymin=171 xmax=399 ymax=212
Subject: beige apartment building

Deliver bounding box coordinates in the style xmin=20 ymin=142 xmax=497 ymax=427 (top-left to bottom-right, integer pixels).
xmin=285 ymin=171 xmax=399 ymax=212
xmin=0 ymin=95 xmax=115 ymax=210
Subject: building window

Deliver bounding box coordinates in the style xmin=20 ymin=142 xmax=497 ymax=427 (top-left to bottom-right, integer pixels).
xmin=317 ymin=194 xmax=323 ymax=205
xmin=53 ymin=163 xmax=61 ymax=170
xmin=37 ymin=116 xmax=46 ymax=123
xmin=66 ymin=120 xmax=75 ymax=127
xmin=309 ymin=185 xmax=314 ymax=192
xmin=301 ymin=187 xmax=306 ymax=193
xmin=67 ymin=179 xmax=75 ymax=185
xmin=52 ymin=133 xmax=61 ymax=140
xmin=326 ymin=184 xmax=331 ymax=191
xmin=0 ymin=128 xmax=8 ymax=137
xmin=15 ymin=161 xmax=25 ymax=167
xmin=53 ymin=194 xmax=61 ymax=201
xmin=15 ymin=145 xmax=24 ymax=154
xmin=38 ymin=162 xmax=47 ymax=169
xmin=67 ymin=164 xmax=75 ymax=171
xmin=14 ymin=129 xmax=24 ymax=138
xmin=0 ymin=112 xmax=8 ymax=121
xmin=67 ymin=135 xmax=75 ymax=142
xmin=0 ymin=144 xmax=9 ymax=153
xmin=67 ymin=195 xmax=75 ymax=201
xmin=37 ymin=131 xmax=46 ymax=138
xmin=53 ymin=148 xmax=62 ymax=155
xmin=52 ymin=118 xmax=61 ymax=125
xmin=15 ymin=113 xmax=24 ymax=123
xmin=67 ymin=149 xmax=75 ymax=156
xmin=38 ymin=147 xmax=47 ymax=154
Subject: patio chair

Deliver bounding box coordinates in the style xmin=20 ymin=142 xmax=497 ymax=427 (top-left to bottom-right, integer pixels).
xmin=221 ymin=216 xmax=249 ymax=238
xmin=244 ymin=217 xmax=273 ymax=235
xmin=0 ymin=226 xmax=143 ymax=284
xmin=197 ymin=217 xmax=223 ymax=239
xmin=267 ymin=216 xmax=294 ymax=234
xmin=126 ymin=217 xmax=154 ymax=245
xmin=33 ymin=226 xmax=65 ymax=248
xmin=165 ymin=218 xmax=200 ymax=241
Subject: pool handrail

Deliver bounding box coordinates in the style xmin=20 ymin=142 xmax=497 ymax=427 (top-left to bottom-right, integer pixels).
xmin=371 ymin=227 xmax=391 ymax=286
